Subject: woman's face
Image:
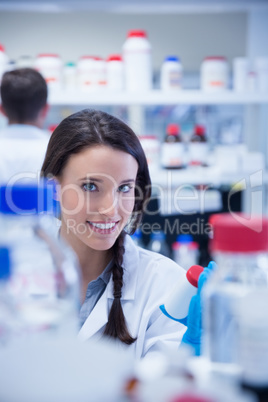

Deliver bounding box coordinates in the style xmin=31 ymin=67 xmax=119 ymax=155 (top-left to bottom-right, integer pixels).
xmin=58 ymin=145 xmax=138 ymax=251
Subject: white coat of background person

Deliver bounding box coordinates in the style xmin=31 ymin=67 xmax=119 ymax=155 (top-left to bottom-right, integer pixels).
xmin=0 ymin=68 xmax=50 ymax=184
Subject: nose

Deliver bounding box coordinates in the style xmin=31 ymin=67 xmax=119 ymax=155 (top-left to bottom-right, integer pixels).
xmin=98 ymin=191 xmax=118 ymax=217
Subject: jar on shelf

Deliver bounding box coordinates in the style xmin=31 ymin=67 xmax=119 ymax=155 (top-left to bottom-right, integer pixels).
xmin=254 ymin=57 xmax=268 ymax=93
xmin=63 ymin=62 xmax=77 ymax=90
xmin=34 ymin=53 xmax=62 ymax=90
xmin=77 ymin=55 xmax=96 ymax=91
xmin=201 ymin=56 xmax=228 ymax=92
xmin=122 ymin=29 xmax=152 ymax=92
xmin=233 ymin=57 xmax=250 ymax=92
xmin=139 ymin=135 xmax=160 ymax=171
xmin=160 ymin=123 xmax=185 ymax=169
xmin=160 ymin=55 xmax=183 ymax=91
xmin=188 ymin=124 xmax=209 ymax=167
xmin=0 ymin=44 xmax=9 ymax=83
xmin=106 ymin=54 xmax=124 ymax=91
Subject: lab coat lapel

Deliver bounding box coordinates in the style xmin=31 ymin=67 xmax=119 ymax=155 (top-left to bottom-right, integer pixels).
xmin=78 ymin=235 xmax=139 ymax=341
xmin=78 ymin=287 xmax=109 ymax=341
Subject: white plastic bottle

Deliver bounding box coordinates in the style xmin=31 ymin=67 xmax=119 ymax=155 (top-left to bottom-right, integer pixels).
xmin=106 ymin=54 xmax=124 ymax=91
xmin=201 ymin=56 xmax=228 ymax=92
xmin=122 ymin=29 xmax=152 ymax=92
xmin=63 ymin=62 xmax=77 ymax=90
xmin=0 ymin=181 xmax=81 ymax=342
xmin=160 ymin=264 xmax=204 ymax=321
xmin=160 ymin=55 xmax=182 ymax=91
xmin=233 ymin=57 xmax=250 ymax=92
xmin=34 ymin=53 xmax=63 ymax=90
xmin=0 ymin=44 xmax=9 ymax=83
xmin=255 ymin=57 xmax=268 ymax=93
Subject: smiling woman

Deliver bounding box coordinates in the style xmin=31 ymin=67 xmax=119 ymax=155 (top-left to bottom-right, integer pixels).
xmin=41 ymin=108 xmax=187 ymax=358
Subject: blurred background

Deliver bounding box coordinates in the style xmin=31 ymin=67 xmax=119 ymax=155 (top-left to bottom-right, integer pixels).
xmin=0 ymin=0 xmax=268 ymax=266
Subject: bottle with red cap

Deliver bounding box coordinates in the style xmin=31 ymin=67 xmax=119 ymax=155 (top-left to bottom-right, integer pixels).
xmin=122 ymin=29 xmax=152 ymax=92
xmin=188 ymin=124 xmax=209 ymax=167
xmin=202 ymin=213 xmax=268 ymax=370
xmin=160 ymin=264 xmax=204 ymax=322
xmin=106 ymin=54 xmax=124 ymax=91
xmin=0 ymin=44 xmax=9 ymax=83
xmin=34 ymin=53 xmax=62 ymax=90
xmin=161 ymin=123 xmax=185 ymax=169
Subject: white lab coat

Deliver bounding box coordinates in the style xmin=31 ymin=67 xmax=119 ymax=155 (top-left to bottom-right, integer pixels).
xmin=0 ymin=124 xmax=49 ymax=183
xmin=78 ymin=235 xmax=186 ymax=359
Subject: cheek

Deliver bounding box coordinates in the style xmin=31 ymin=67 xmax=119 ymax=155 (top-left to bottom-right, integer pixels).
xmin=60 ymin=186 xmax=85 ymax=216
xmin=120 ymin=195 xmax=136 ymax=217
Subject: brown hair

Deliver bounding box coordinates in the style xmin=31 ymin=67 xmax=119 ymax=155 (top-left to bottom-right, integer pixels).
xmin=41 ymin=109 xmax=151 ymax=344
xmin=0 ymin=68 xmax=47 ymax=123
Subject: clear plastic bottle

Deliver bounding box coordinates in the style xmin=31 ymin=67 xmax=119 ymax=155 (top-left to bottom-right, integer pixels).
xmin=147 ymin=231 xmax=170 ymax=258
xmin=202 ymin=213 xmax=268 ymax=369
xmin=160 ymin=123 xmax=185 ymax=169
xmin=160 ymin=55 xmax=183 ymax=91
xmin=0 ymin=181 xmax=81 ymax=342
xmin=172 ymin=234 xmax=199 ymax=270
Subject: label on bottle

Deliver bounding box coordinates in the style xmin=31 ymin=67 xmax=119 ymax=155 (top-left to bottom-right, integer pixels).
xmin=161 ymin=142 xmax=184 ymax=168
xmin=189 ymin=143 xmax=208 ymax=166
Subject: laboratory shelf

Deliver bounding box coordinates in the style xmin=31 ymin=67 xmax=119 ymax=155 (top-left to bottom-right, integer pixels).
xmin=48 ymin=89 xmax=268 ymax=106
xmin=149 ymin=166 xmax=268 ymax=187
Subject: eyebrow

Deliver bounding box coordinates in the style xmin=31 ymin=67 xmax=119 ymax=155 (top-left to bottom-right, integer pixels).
xmin=78 ymin=177 xmax=136 ymax=184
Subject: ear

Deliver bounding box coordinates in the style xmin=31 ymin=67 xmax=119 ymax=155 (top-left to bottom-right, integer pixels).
xmin=40 ymin=103 xmax=50 ymax=119
xmin=0 ymin=104 xmax=7 ymax=117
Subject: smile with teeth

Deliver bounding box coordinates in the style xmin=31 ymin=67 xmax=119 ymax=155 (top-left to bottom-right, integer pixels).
xmin=87 ymin=220 xmax=119 ymax=234
xmin=90 ymin=222 xmax=116 ymax=230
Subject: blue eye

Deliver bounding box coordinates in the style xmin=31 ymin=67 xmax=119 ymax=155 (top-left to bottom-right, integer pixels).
xmin=119 ymin=184 xmax=132 ymax=193
xmin=83 ymin=182 xmax=97 ymax=192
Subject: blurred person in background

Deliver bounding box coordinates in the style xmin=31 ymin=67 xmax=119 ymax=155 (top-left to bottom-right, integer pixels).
xmin=0 ymin=67 xmax=49 ymax=183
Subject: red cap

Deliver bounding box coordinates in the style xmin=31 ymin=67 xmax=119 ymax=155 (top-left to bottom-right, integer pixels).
xmin=195 ymin=125 xmax=205 ymax=136
xmin=209 ymin=213 xmax=268 ymax=253
xmin=172 ymin=393 xmax=213 ymax=402
xmin=48 ymin=124 xmax=58 ymax=133
xmin=127 ymin=30 xmax=147 ymax=38
xmin=107 ymin=54 xmax=122 ymax=62
xmin=167 ymin=123 xmax=180 ymax=136
xmin=186 ymin=265 xmax=204 ymax=288
xmin=38 ymin=53 xmax=59 ymax=58
xmin=0 ymin=44 xmax=5 ymax=52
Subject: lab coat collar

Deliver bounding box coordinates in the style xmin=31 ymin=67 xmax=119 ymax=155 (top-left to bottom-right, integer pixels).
xmin=0 ymin=124 xmax=48 ymax=140
xmin=78 ymin=234 xmax=139 ymax=340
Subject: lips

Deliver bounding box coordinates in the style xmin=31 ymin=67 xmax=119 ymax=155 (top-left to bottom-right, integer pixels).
xmin=87 ymin=221 xmax=119 ymax=234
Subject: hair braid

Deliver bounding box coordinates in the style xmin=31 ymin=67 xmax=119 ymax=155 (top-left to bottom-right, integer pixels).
xmin=103 ymin=232 xmax=137 ymax=345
